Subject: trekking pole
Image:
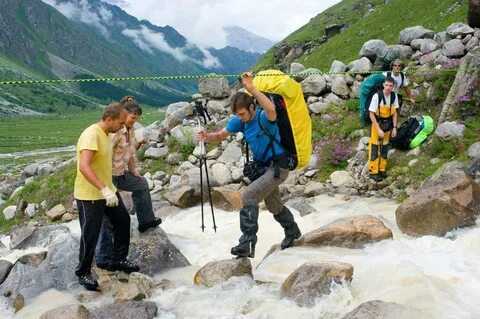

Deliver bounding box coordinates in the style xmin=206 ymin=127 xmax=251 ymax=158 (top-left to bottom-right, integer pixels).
xmin=196 ymin=117 xmax=217 ymax=232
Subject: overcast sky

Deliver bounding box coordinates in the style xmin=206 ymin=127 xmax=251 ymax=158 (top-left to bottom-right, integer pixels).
xmin=105 ymin=0 xmax=341 ymax=48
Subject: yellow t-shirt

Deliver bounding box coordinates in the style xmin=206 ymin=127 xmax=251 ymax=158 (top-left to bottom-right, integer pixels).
xmin=74 ymin=124 xmax=116 ymax=200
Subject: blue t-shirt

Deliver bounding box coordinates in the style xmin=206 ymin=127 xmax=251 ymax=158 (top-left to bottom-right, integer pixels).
xmin=226 ymin=109 xmax=284 ymax=163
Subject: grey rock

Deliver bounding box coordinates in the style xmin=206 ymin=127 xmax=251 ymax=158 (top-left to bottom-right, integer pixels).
xmin=434 ymin=31 xmax=451 ymax=45
xmin=25 ymin=203 xmax=38 ymax=218
xmin=40 ymin=304 xmax=91 ymax=319
xmin=290 ymin=62 xmax=305 ymax=74
xmin=446 ymin=22 xmax=475 ymax=37
xmin=144 ymin=147 xmax=169 ymax=159
xmin=287 ymin=199 xmax=317 ymax=217
xmin=301 ymin=74 xmax=327 ymax=96
xmin=23 ymin=164 xmax=39 ymax=177
xmin=37 ymin=163 xmax=55 ymax=176
xmin=166 ymin=152 xmax=182 ymax=165
xmin=17 ymin=251 xmax=48 ymax=267
xmin=331 ymin=76 xmax=350 ymax=97
xmin=384 ymin=45 xmax=413 ymax=61
xmin=281 ymin=262 xmax=354 ymax=307
xmin=308 ymin=100 xmax=329 ymax=114
xmin=468 ymin=142 xmax=480 ymax=160
xmin=347 ymin=57 xmax=373 ymax=73
xmin=304 ymin=181 xmax=326 ymax=197
xmin=295 ymin=68 xmax=322 ymax=81
xmin=9 ymin=225 xmax=36 ymax=249
xmin=329 ymin=60 xmax=347 ymax=74
xmin=207 ymin=99 xmax=230 ymax=114
xmin=14 ymin=225 xmax=70 ymax=250
xmin=198 ymin=76 xmax=230 ymax=99
xmin=359 ymin=39 xmax=387 ymax=59
xmin=128 ymin=227 xmax=190 ymax=276
xmin=211 ymin=163 xmax=232 ymax=186
xmin=3 ymin=205 xmax=16 ymax=221
xmin=411 ymin=39 xmax=440 ymax=54
xmin=341 ymin=300 xmax=424 ymax=319
xmin=466 ymin=36 xmax=479 ymax=51
xmin=169 ymin=125 xmax=194 ymax=145
xmin=91 ymin=301 xmax=157 ymax=319
xmin=0 ymin=233 xmax=80 ymax=299
xmin=330 ymin=171 xmax=354 ymax=188
xmin=399 ymin=26 xmax=435 ymax=45
xmin=218 ymin=143 xmax=243 ymax=164
xmin=442 ymin=39 xmax=466 ymax=58
xmin=194 ymin=258 xmax=252 ymax=287
xmin=419 ymin=50 xmax=441 ymax=65
xmin=435 ymin=121 xmax=465 ymax=139
xmin=324 ymin=93 xmax=344 ymax=105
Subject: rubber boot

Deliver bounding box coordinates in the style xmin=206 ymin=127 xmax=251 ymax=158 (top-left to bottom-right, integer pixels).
xmin=231 ymin=205 xmax=259 ymax=258
xmin=274 ymin=207 xmax=302 ymax=249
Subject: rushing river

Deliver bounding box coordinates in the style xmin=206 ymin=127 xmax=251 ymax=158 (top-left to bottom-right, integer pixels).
xmin=2 ymin=194 xmax=480 ymax=318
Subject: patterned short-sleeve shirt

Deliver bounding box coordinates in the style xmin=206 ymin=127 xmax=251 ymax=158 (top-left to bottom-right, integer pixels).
xmin=111 ymin=126 xmax=137 ymax=176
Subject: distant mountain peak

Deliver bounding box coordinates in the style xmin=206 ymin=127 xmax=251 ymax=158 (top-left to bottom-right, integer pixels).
xmin=223 ymin=26 xmax=275 ymax=53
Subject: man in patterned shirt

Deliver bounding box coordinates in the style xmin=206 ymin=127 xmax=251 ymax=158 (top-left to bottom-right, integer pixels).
xmin=95 ymin=96 xmax=161 ymax=270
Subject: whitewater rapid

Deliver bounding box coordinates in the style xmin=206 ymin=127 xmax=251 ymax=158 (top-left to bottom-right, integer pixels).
xmin=2 ymin=194 xmax=480 ymax=318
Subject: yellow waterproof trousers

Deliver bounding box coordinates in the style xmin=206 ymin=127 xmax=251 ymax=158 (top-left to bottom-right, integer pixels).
xmin=368 ymin=126 xmax=391 ymax=175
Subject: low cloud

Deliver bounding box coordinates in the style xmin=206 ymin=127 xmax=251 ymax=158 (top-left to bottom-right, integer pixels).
xmin=122 ymin=27 xmax=221 ymax=69
xmin=41 ymin=0 xmax=112 ymax=37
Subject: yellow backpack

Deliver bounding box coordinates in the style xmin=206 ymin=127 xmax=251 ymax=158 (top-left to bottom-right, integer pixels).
xmin=253 ymin=70 xmax=312 ymax=169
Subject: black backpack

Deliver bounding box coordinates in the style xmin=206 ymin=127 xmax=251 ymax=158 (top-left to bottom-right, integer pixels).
xmin=390 ymin=116 xmax=423 ymax=150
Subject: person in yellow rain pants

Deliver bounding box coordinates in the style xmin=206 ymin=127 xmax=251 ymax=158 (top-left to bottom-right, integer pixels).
xmin=368 ymin=77 xmax=399 ymax=182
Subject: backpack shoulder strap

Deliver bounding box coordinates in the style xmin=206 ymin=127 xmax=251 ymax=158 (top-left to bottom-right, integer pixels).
xmin=400 ymin=72 xmax=405 ymax=87
xmin=387 ymin=71 xmax=391 ymax=78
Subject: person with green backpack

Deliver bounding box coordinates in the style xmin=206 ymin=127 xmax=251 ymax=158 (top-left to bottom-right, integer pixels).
xmin=383 ymin=59 xmax=415 ymax=109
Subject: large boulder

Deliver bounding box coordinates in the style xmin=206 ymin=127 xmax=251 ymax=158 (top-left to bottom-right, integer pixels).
xmin=198 ymin=76 xmax=230 ymax=99
xmin=341 ymin=300 xmax=424 ymax=319
xmin=0 ymin=233 xmax=79 ymax=299
xmin=329 ymin=60 xmax=347 ymax=74
xmin=442 ymin=39 xmax=466 ymax=58
xmin=194 ymin=258 xmax=252 ymax=287
xmin=162 ymin=102 xmax=193 ymax=130
xmin=399 ymin=26 xmax=435 ymax=45
xmin=396 ymin=161 xmax=480 ymax=236
xmin=435 ymin=121 xmax=465 ymax=139
xmin=128 ymin=227 xmax=190 ymax=276
xmin=91 ymin=301 xmax=157 ymax=319
xmin=308 ymin=100 xmax=330 ymax=114
xmin=206 ymin=99 xmax=230 ymax=115
xmin=281 ymin=262 xmax=354 ymax=307
xmin=439 ymin=47 xmax=480 ymax=122
xmin=40 ymin=304 xmax=91 ymax=319
xmin=359 ymin=39 xmax=388 ymax=60
xmin=331 ymin=76 xmax=350 ymax=98
xmin=14 ymin=225 xmax=70 ymax=250
xmin=411 ymin=39 xmax=440 ymax=54
xmin=290 ymin=62 xmax=305 ymax=74
xmin=384 ymin=45 xmax=413 ymax=61
xmin=347 ymin=57 xmax=373 ymax=74
xmin=446 ymin=22 xmax=475 ymax=37
xmin=301 ymin=75 xmax=327 ymax=96
xmin=298 ymin=215 xmax=393 ymax=248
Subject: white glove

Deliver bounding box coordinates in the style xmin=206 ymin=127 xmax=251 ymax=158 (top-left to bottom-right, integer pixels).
xmin=101 ymin=187 xmax=119 ymax=207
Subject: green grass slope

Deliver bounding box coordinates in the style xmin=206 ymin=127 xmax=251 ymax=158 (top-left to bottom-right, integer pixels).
xmin=256 ymin=0 xmax=467 ymax=71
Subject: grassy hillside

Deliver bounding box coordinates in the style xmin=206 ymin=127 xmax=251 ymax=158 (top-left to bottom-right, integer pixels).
xmin=256 ymin=0 xmax=468 ymax=71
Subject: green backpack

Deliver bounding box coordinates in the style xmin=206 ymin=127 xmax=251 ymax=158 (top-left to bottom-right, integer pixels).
xmin=410 ymin=115 xmax=435 ymax=149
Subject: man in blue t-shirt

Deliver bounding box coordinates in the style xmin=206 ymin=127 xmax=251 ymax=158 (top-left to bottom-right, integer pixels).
xmin=197 ymin=73 xmax=301 ymax=258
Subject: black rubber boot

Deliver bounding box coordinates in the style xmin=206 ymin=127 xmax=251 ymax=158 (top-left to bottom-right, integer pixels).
xmin=231 ymin=205 xmax=259 ymax=258
xmin=274 ymin=207 xmax=302 ymax=249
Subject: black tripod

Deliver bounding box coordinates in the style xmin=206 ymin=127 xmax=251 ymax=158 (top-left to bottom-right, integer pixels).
xmin=194 ymin=99 xmax=217 ymax=232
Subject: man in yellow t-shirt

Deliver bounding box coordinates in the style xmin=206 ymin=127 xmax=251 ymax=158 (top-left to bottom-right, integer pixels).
xmin=74 ymin=103 xmax=139 ymax=291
